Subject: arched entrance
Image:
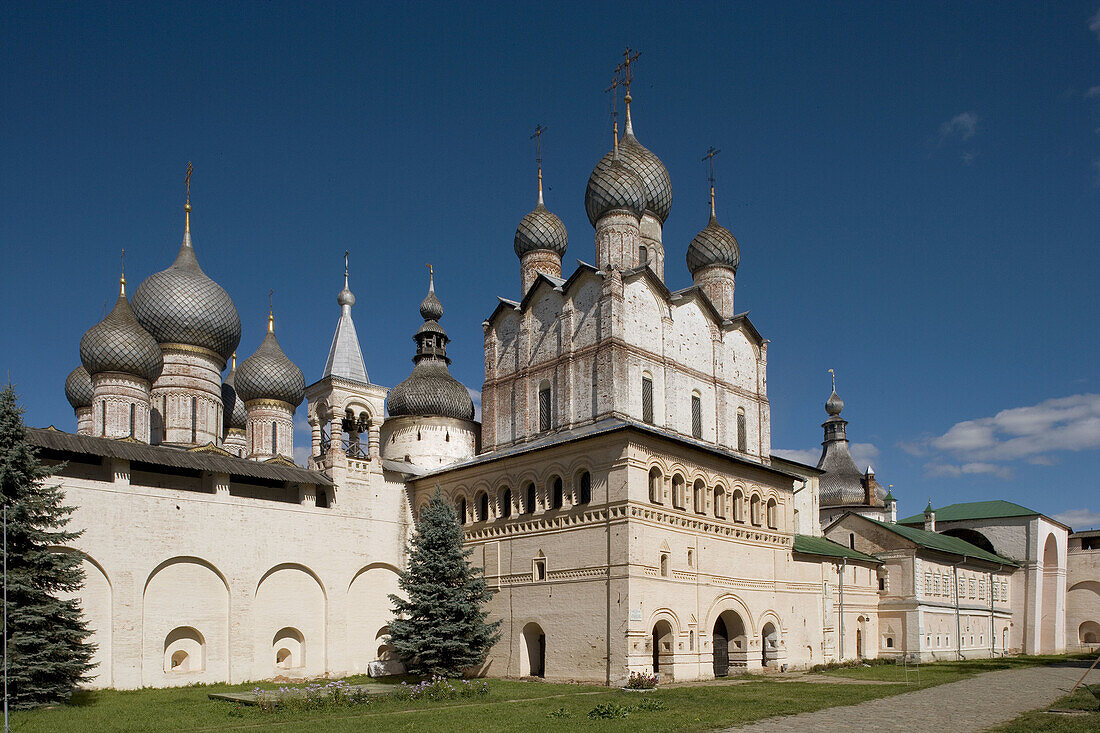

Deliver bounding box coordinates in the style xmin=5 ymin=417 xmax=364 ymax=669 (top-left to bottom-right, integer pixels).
xmin=712 ymin=610 xmax=747 ymax=676
xmin=652 ymin=620 xmax=674 ymax=675
xmin=1080 ymin=621 xmax=1100 ymax=645
xmin=521 ymin=622 xmax=545 ymax=677
xmin=762 ymin=622 xmax=779 ymax=667
xmin=1040 ymin=534 xmax=1059 ymax=653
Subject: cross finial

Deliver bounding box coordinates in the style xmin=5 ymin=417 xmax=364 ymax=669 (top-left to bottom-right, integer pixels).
xmin=531 ymin=124 xmax=547 ymax=204
xmin=344 ymin=250 xmax=350 ymax=289
xmin=828 ymin=368 xmax=836 ymax=392
xmin=426 ymin=263 xmax=435 ymax=292
xmin=184 ymin=161 xmax=194 ymax=233
xmin=268 ymin=289 xmax=274 ymax=332
xmin=120 ymin=249 xmax=126 ymax=295
xmin=702 ymin=146 xmax=721 ymax=216
xmin=618 ymin=47 xmax=640 ymax=100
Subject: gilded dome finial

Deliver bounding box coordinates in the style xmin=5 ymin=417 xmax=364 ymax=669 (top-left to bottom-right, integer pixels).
xmin=530 ymin=124 xmax=547 ymax=206
xmin=268 ymin=289 xmax=274 ymax=333
xmin=120 ymin=249 xmax=126 ymax=296
xmin=184 ymin=161 xmax=193 ymax=234
xmin=337 ymin=251 xmax=356 ymax=308
xmin=702 ymin=146 xmax=721 ymax=219
xmin=618 ymin=47 xmax=639 ymax=136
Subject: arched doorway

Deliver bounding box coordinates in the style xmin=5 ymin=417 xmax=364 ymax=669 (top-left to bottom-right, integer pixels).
xmin=713 ymin=610 xmax=747 ymax=676
xmin=1040 ymin=534 xmax=1059 ymax=653
xmin=762 ymin=622 xmax=779 ymax=667
xmin=1080 ymin=621 xmax=1100 ymax=645
xmin=521 ymin=622 xmax=545 ymax=677
xmin=652 ymin=620 xmax=674 ymax=675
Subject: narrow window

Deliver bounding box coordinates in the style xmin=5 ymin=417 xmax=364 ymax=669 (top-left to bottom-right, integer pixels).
xmin=502 ymin=489 xmax=513 ymax=518
xmin=672 ymin=474 xmax=685 ymax=510
xmin=849 ymin=533 xmax=856 ymax=549
xmin=750 ymin=494 xmax=761 ymax=525
xmin=691 ymin=394 xmax=702 ymax=439
xmin=456 ymin=497 xmax=467 ymax=525
xmin=477 ymin=492 xmax=489 ymax=522
xmin=766 ymin=499 xmax=778 ymax=529
xmin=315 ymin=489 xmax=329 ymax=508
xmin=733 ymin=490 xmax=745 ymax=522
xmin=648 ymin=467 xmax=662 ymax=504
xmin=693 ymin=479 xmax=705 ymax=514
xmin=539 ymin=382 xmax=551 ymax=432
xmin=878 ymin=576 xmax=886 ymax=591
xmin=533 ymin=557 xmax=546 ymax=582
xmin=659 ymin=552 xmax=669 ymax=577
xmin=714 ymin=486 xmax=726 ymax=519
xmin=101 ymin=400 xmax=106 ymax=436
xmin=737 ymin=408 xmax=747 ymax=452
xmin=129 ymin=403 xmax=136 ymax=437
xmin=525 ymin=483 xmax=536 ymax=514
xmin=271 ymin=422 xmax=278 ymax=456
xmin=579 ymin=472 xmax=591 ymax=504
xmin=191 ymin=396 xmax=197 ymax=443
xmin=641 ymin=375 xmax=654 ymax=424
xmin=639 ymin=244 xmax=648 ymax=267
xmin=552 ymin=477 xmax=563 ymax=509
xmin=687 ymin=548 xmax=694 ymax=568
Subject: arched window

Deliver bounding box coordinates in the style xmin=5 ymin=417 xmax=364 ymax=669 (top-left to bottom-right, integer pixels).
xmin=456 ymin=497 xmax=467 ymax=525
xmin=648 ymin=467 xmax=663 ymax=504
xmin=502 ymin=488 xmax=513 ymax=518
xmin=737 ymin=407 xmax=747 ymax=452
xmin=129 ymin=403 xmax=135 ymax=437
xmin=551 ymin=477 xmax=563 ymax=509
xmin=639 ymin=244 xmax=648 ymax=267
xmin=714 ymin=485 xmax=726 ymax=519
xmin=691 ymin=393 xmax=702 ymax=439
xmin=524 ymin=482 xmax=536 ymax=515
xmin=641 ymin=373 xmax=654 ymax=424
xmin=766 ymin=498 xmax=778 ymax=529
xmin=659 ymin=552 xmax=670 ymax=577
xmin=750 ymin=494 xmax=762 ymax=525
xmin=271 ymin=422 xmax=278 ymax=456
xmin=191 ymin=396 xmax=198 ymax=443
xmin=693 ymin=479 xmax=705 ymax=514
xmin=100 ymin=401 xmax=107 ymax=436
xmin=477 ymin=492 xmax=489 ymax=522
xmin=732 ymin=489 xmax=745 ymax=522
xmin=578 ymin=471 xmax=592 ymax=504
xmin=538 ymin=381 xmax=552 ymax=432
xmin=672 ymin=474 xmax=685 ymax=510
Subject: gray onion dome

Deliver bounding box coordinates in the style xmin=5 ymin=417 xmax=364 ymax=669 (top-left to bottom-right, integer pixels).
xmin=80 ymin=282 xmax=164 ymax=383
xmin=419 ymin=287 xmax=444 ymax=321
xmin=826 ymin=390 xmax=844 ymax=416
xmin=235 ymin=318 xmax=306 ymax=406
xmin=620 ymin=107 xmax=672 ymax=222
xmin=686 ymin=213 xmax=741 ymax=275
xmin=64 ymin=365 xmax=93 ymax=409
xmin=514 ymin=202 xmax=568 ymax=257
xmin=221 ymin=357 xmax=247 ymax=430
xmin=131 ymin=229 xmax=242 ymax=362
xmin=585 ymin=153 xmax=646 ymax=226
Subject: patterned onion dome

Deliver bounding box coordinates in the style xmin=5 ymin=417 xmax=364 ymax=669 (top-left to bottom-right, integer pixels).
xmin=585 ymin=153 xmax=646 ymax=226
xmin=826 ymin=390 xmax=844 ymax=416
xmin=687 ymin=213 xmax=741 ymax=275
xmin=64 ymin=365 xmax=93 ymax=409
xmin=80 ymin=283 xmax=164 ymax=383
xmin=514 ymin=202 xmax=568 ymax=257
xmin=619 ymin=118 xmax=672 ymax=223
xmin=221 ymin=358 xmax=247 ymax=430
xmin=131 ymin=235 xmax=242 ymax=362
xmin=235 ymin=319 xmax=305 ymax=406
xmin=388 ymin=361 xmax=475 ymax=421
xmin=419 ymin=287 xmax=443 ymax=322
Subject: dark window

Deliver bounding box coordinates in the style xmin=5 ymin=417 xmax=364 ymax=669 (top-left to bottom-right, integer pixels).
xmin=691 ymin=395 xmax=702 ymax=439
xmin=129 ymin=403 xmax=136 ymax=437
xmin=456 ymin=497 xmax=467 ymax=524
xmin=477 ymin=492 xmax=489 ymax=522
xmin=101 ymin=401 xmax=106 ymax=436
xmin=579 ymin=472 xmax=591 ymax=504
xmin=271 ymin=422 xmax=278 ymax=456
xmin=552 ymin=478 xmax=563 ymax=509
xmin=849 ymin=533 xmax=856 ymax=549
xmin=737 ymin=409 xmax=747 ymax=452
xmin=639 ymin=244 xmax=648 ymax=266
xmin=642 ymin=376 xmax=654 ymax=424
xmin=315 ymin=489 xmax=329 ymax=508
xmin=502 ymin=489 xmax=513 ymax=518
xmin=525 ymin=483 xmax=536 ymax=514
xmin=878 ymin=577 xmax=886 ymax=591
xmin=539 ymin=384 xmax=551 ymax=432
xmin=191 ymin=396 xmax=198 ymax=443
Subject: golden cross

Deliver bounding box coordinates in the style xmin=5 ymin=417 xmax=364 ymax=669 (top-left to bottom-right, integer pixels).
xmin=530 ymin=124 xmax=547 ymax=167
xmin=702 ymin=146 xmax=721 ymax=186
xmin=426 ymin=263 xmax=433 ymax=278
xmin=617 ymin=47 xmax=640 ymax=97
xmin=185 ymin=161 xmax=193 ymax=205
xmin=269 ymin=288 xmax=274 ymax=314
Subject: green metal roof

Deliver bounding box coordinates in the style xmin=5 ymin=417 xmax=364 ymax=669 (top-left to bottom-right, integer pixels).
xmin=793 ymin=534 xmax=880 ymax=564
xmin=860 ymin=515 xmax=1017 ymax=566
xmin=898 ymin=500 xmax=1040 ymax=526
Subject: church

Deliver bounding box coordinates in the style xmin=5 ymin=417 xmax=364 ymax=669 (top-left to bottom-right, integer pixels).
xmin=32 ymin=67 xmax=1095 ymax=688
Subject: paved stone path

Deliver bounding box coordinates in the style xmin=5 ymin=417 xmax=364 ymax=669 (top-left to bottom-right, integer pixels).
xmin=723 ymin=663 xmax=1100 ymax=732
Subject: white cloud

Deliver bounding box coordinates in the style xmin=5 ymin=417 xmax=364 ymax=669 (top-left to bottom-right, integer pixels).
xmin=468 ymin=387 xmax=482 ymax=422
xmin=917 ymin=394 xmax=1100 ymax=475
xmin=1051 ymin=508 xmax=1100 ymax=530
xmin=1086 ymin=85 xmax=1100 ymax=98
xmin=939 ymin=112 xmax=979 ymax=141
xmin=1090 ymin=9 xmax=1100 ymax=41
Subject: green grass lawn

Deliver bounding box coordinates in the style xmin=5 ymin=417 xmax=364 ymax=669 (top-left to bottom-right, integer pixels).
xmin=987 ymin=686 xmax=1100 ymax=732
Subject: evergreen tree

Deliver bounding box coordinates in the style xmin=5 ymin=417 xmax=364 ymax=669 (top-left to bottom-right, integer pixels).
xmin=0 ymin=385 xmax=94 ymax=707
xmin=388 ymin=487 xmax=501 ymax=677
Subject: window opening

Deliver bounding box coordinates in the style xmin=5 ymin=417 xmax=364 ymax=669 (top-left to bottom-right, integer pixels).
xmin=525 ymin=483 xmax=536 ymax=514
xmin=502 ymin=488 xmax=513 ymax=518
xmin=191 ymin=396 xmax=197 ymax=443
xmin=737 ymin=408 xmax=747 ymax=452
xmin=691 ymin=394 xmax=702 ymax=439
xmin=579 ymin=472 xmax=591 ymax=504
xmin=642 ymin=375 xmax=654 ymax=424
xmin=129 ymin=403 xmax=136 ymax=437
xmin=539 ymin=383 xmax=551 ymax=432
xmin=271 ymin=422 xmax=278 ymax=456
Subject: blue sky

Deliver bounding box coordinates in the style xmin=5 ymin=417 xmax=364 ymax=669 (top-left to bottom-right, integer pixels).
xmin=2 ymin=2 xmax=1098 ymax=528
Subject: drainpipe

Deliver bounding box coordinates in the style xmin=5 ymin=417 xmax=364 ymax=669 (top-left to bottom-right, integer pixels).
xmin=838 ymin=558 xmax=847 ymax=661
xmin=952 ymin=559 xmax=964 ymax=661
xmin=990 ymin=564 xmax=1003 ymax=658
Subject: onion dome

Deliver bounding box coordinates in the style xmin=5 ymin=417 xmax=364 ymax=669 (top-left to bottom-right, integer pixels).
xmin=826 ymin=390 xmax=844 ymax=416
xmin=131 ymin=198 xmax=241 ymax=362
xmin=585 ymin=152 xmax=646 ymax=227
xmin=620 ymin=99 xmax=672 ymax=223
xmin=687 ymin=190 xmax=740 ymax=275
xmin=387 ymin=272 xmax=475 ymax=421
xmin=235 ymin=314 xmax=305 ymax=406
xmin=64 ymin=366 xmax=93 ymax=409
xmin=221 ymin=354 xmax=247 ymax=430
xmin=514 ymin=165 xmax=568 ymax=257
xmin=80 ymin=277 xmax=164 ymax=383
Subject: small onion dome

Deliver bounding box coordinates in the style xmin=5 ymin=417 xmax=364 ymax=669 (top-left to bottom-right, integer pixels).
xmin=337 ymin=284 xmax=356 ymax=308
xmin=64 ymin=365 xmax=94 ymax=409
xmin=221 ymin=356 xmax=247 ymax=430
xmin=687 ymin=213 xmax=741 ymax=276
xmin=80 ymin=282 xmax=164 ymax=383
xmin=619 ymin=129 xmax=672 ymax=223
xmin=420 ymin=286 xmax=444 ymax=321
xmin=235 ymin=318 xmax=306 ymax=407
xmin=585 ymin=154 xmax=646 ymax=226
xmin=514 ymin=202 xmax=568 ymax=258
xmin=387 ymin=361 xmax=475 ymax=421
xmin=826 ymin=390 xmax=844 ymax=416
xmin=131 ymin=234 xmax=242 ymax=362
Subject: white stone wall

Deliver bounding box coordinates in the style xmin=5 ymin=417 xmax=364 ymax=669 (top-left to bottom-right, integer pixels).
xmin=1067 ymin=537 xmax=1100 ymax=650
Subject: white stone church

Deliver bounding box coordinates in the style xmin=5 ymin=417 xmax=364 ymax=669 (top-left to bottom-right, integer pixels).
xmin=33 ymin=83 xmax=1097 ymax=689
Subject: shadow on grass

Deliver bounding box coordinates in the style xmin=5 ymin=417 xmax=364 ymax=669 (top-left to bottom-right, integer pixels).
xmin=67 ymin=690 xmax=99 ymax=708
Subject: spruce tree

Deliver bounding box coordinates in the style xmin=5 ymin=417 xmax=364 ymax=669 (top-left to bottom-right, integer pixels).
xmin=0 ymin=385 xmax=94 ymax=707
xmin=388 ymin=487 xmax=501 ymax=677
